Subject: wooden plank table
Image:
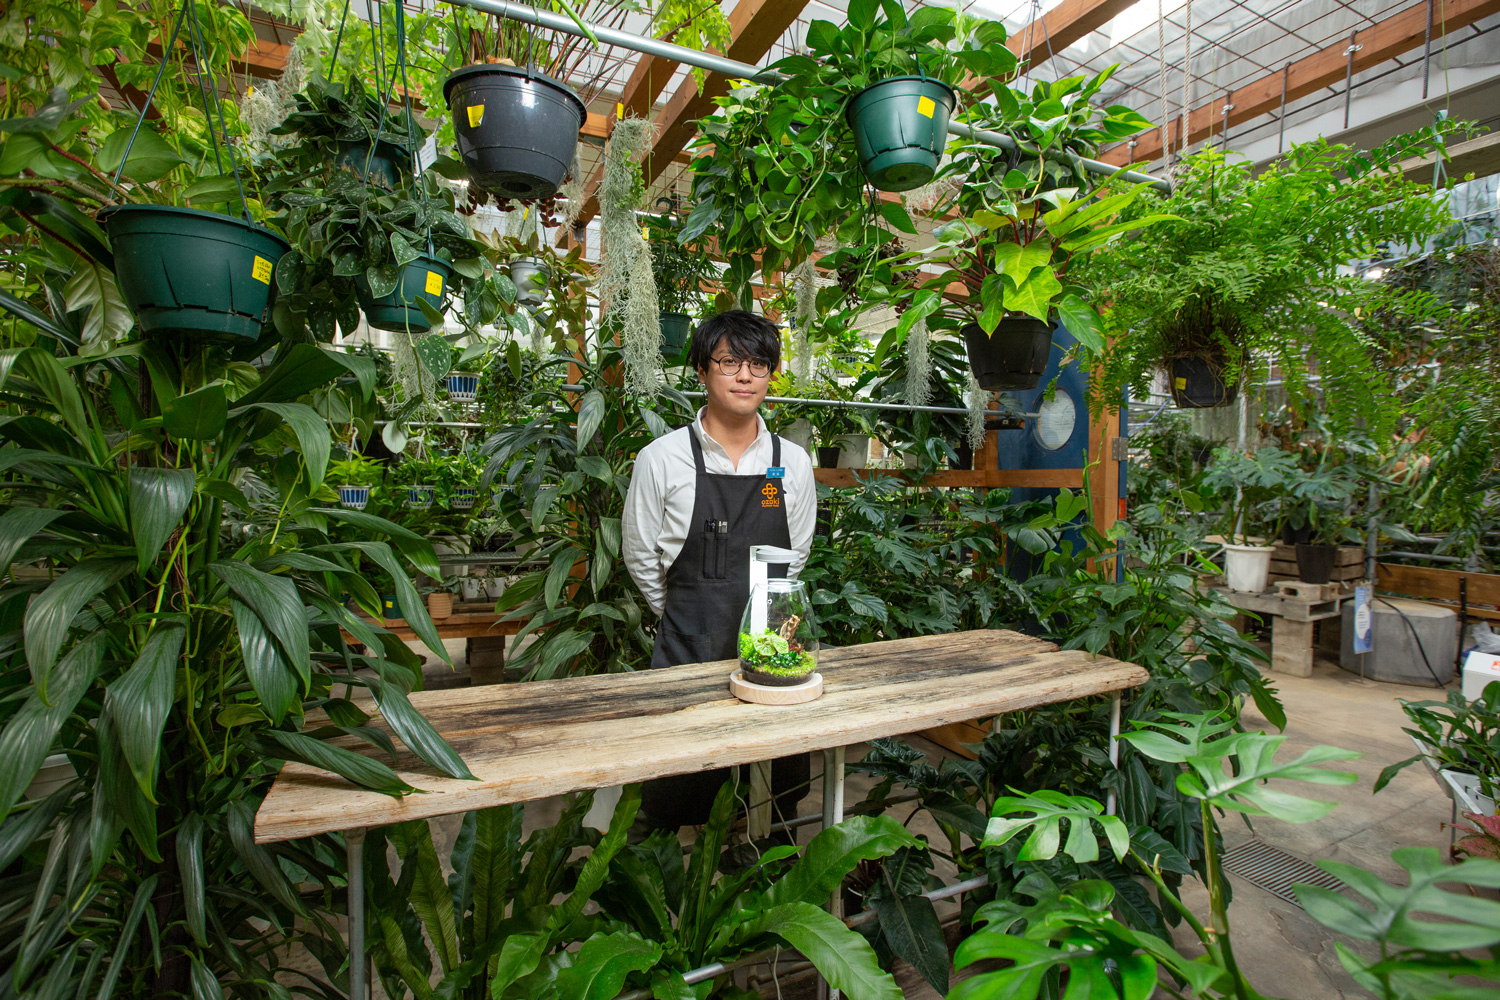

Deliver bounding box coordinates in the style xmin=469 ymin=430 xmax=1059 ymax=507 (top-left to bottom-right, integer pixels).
xmin=255 ymin=629 xmax=1148 ymax=998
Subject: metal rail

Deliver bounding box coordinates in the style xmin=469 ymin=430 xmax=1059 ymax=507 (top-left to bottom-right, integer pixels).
xmin=439 ymin=0 xmax=1170 ymax=193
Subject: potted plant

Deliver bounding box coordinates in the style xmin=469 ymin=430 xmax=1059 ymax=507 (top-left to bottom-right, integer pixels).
xmin=444 ymin=451 xmax=486 ymax=511
xmin=329 ymin=453 xmax=385 ymax=511
xmin=767 ymin=372 xmax=817 ymax=455
xmin=1200 ymin=445 xmax=1303 ymax=593
xmin=807 ymin=374 xmax=869 ymax=470
xmin=1378 ymin=684 xmax=1500 ymax=816
xmin=898 ymin=70 xmax=1167 ymax=391
xmin=443 ymin=61 xmax=586 ymax=199
xmin=261 ymin=74 xmax=500 ymax=339
xmin=1082 ymin=126 xmax=1465 ymax=420
xmin=863 ymin=318 xmax=972 ymax=469
xmin=445 ymin=343 xmax=485 ymax=404
xmin=646 ymin=212 xmax=715 ymax=355
xmin=391 ymin=454 xmax=439 ymax=510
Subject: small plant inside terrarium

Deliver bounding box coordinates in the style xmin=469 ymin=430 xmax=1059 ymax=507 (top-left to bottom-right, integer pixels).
xmin=738 ymin=578 xmax=819 ymax=686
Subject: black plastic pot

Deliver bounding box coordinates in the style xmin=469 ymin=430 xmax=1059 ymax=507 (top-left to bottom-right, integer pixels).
xmin=334 ymin=139 xmax=407 ymax=190
xmin=356 ymin=253 xmax=454 ymax=332
xmin=1169 ymin=355 xmax=1238 ymax=408
xmin=443 ymin=64 xmax=586 ymax=200
xmin=103 ymin=205 xmax=288 ymax=341
xmin=1295 ymin=543 xmax=1338 ymax=584
xmin=1282 ymin=522 xmax=1312 ymax=546
xmin=963 ymin=318 xmax=1052 ymax=391
xmin=951 ymin=443 xmax=974 ymax=470
xmin=816 ymin=446 xmax=840 ymax=469
xmin=846 ymin=76 xmax=957 ymax=192
xmin=660 ymin=311 xmax=692 ymax=352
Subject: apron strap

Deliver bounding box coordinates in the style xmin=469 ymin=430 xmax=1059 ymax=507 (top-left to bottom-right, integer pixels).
xmin=771 ymin=433 xmax=781 ymax=468
xmin=687 ymin=424 xmax=707 ymax=475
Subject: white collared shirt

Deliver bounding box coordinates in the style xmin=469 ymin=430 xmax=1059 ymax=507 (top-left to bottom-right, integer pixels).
xmin=622 ymin=407 xmax=816 ymax=616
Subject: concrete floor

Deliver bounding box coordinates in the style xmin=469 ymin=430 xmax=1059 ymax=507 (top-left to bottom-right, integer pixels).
xmin=312 ymin=638 xmax=1467 ymax=999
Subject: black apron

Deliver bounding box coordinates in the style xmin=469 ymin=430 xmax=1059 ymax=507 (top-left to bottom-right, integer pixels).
xmin=640 ymin=426 xmax=811 ymax=830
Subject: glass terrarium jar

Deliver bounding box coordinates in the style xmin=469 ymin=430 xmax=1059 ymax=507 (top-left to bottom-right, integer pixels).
xmin=738 ymin=578 xmax=819 ymax=686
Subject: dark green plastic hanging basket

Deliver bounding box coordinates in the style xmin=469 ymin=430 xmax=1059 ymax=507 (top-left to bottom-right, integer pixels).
xmin=334 ymin=138 xmax=408 ymax=191
xmin=102 ymin=204 xmax=289 ymax=341
xmin=660 ymin=311 xmax=692 ymax=352
xmin=846 ymin=76 xmax=957 ymax=193
xmin=357 ymin=253 xmax=454 ymax=332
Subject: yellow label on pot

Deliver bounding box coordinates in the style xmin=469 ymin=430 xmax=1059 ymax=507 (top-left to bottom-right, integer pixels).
xmin=251 ymin=256 xmax=272 ymax=284
xmin=1174 ymin=377 xmax=1187 ymax=390
xmin=425 ymin=270 xmax=444 ymax=295
xmin=917 ymin=96 xmax=936 ymax=118
xmin=466 ymin=104 xmax=485 ymax=127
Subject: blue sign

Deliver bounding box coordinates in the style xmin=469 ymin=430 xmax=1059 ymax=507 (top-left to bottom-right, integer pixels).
xmin=1353 ymin=584 xmax=1374 ymax=654
xmin=765 ymin=467 xmax=785 ymax=479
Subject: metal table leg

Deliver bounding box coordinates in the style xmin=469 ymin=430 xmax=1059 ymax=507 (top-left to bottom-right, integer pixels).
xmin=346 ymin=827 xmax=367 ymax=1000
xmin=817 ymin=746 xmax=847 ymax=1000
xmin=1106 ymin=693 xmax=1122 ymax=816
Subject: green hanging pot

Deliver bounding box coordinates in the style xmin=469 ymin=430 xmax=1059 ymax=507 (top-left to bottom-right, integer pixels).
xmin=334 ymin=138 xmax=408 ymax=191
xmin=846 ymin=76 xmax=957 ymax=193
xmin=659 ymin=311 xmax=692 ymax=353
xmin=356 ymin=253 xmax=454 ymax=333
xmin=102 ymin=205 xmax=288 ymax=341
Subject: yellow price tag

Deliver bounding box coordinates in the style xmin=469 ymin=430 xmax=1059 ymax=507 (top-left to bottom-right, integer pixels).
xmin=466 ymin=104 xmax=484 ymax=127
xmin=617 ymin=101 xmax=625 ymax=118
xmin=251 ymin=256 xmax=272 ymax=285
xmin=1174 ymin=377 xmax=1187 ymax=390
xmin=424 ymin=271 xmax=444 ymax=296
xmin=917 ymin=96 xmax=936 ymax=118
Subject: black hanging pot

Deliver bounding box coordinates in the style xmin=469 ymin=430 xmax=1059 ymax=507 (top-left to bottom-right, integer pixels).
xmin=846 ymin=76 xmax=957 ymax=192
xmin=102 ymin=205 xmax=288 ymax=341
xmin=1295 ymin=543 xmax=1338 ymax=584
xmin=963 ymin=317 xmax=1052 ymax=391
xmin=660 ymin=311 xmax=692 ymax=352
xmin=334 ymin=138 xmax=408 ymax=190
xmin=1169 ymin=355 xmax=1238 ymax=408
xmin=356 ymin=253 xmax=453 ymax=332
xmin=443 ymin=64 xmax=586 ymax=200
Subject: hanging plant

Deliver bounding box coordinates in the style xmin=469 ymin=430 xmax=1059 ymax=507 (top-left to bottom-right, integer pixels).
xmin=906 ymin=314 xmax=932 ymax=406
xmin=791 ymin=259 xmax=817 ymax=380
xmin=598 ymin=115 xmax=662 ymax=395
xmin=965 ymin=373 xmax=987 ymax=452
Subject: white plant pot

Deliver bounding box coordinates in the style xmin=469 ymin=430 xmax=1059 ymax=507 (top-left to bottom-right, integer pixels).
xmin=484 ymin=577 xmax=507 ymax=600
xmin=836 ymin=434 xmax=868 ymax=470
xmin=780 ymin=418 xmax=813 ymax=454
xmin=460 ymin=577 xmax=483 ymax=601
xmin=1223 ymin=543 xmax=1273 ymax=593
xmin=450 ymin=488 xmax=478 ymax=511
xmin=337 ymin=484 xmax=370 ymax=510
xmin=26 ymin=754 xmax=74 ymax=801
xmin=1442 ymin=769 xmax=1499 ymax=817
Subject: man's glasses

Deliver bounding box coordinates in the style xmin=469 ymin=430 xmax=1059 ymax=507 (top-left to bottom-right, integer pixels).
xmin=708 ymin=356 xmax=772 ymax=378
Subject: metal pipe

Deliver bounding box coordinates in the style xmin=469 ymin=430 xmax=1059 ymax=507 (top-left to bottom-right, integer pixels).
xmin=844 ymin=874 xmax=990 ymax=929
xmin=770 ymin=791 xmax=919 ymax=833
xmin=1106 ymin=693 xmax=1121 ymax=816
xmin=440 ymin=0 xmax=1171 ymax=194
xmin=1384 ymin=551 xmax=1466 ymax=564
xmin=560 ymin=385 xmax=1037 ymax=418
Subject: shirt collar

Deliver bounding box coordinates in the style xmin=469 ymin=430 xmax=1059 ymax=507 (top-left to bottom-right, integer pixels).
xmin=694 ymin=407 xmax=769 ymax=468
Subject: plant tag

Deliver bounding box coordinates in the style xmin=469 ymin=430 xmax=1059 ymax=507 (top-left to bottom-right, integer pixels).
xmin=617 ymin=101 xmax=624 ymax=118
xmin=1174 ymin=377 xmax=1187 ymax=389
xmin=766 ymin=467 xmax=785 ymax=478
xmin=416 ymin=135 xmax=438 ymax=173
xmin=917 ymin=96 xmax=936 ymax=118
xmin=466 ymin=104 xmax=484 ymax=127
xmin=251 ymin=256 xmax=272 ymax=284
xmin=425 ymin=271 xmax=444 ymax=296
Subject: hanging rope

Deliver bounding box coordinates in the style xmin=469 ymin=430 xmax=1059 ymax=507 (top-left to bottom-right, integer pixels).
xmin=1179 ymin=0 xmax=1193 ymax=164
xmin=1157 ymin=0 xmax=1170 ymax=160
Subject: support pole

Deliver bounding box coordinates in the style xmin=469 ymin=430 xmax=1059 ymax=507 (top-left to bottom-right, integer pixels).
xmin=1423 ymin=0 xmax=1435 ymax=98
xmin=1106 ymin=694 xmax=1121 ymax=816
xmin=346 ymin=828 xmax=367 ymax=1000
xmin=1343 ymin=32 xmax=1362 ymax=130
xmin=437 ymin=0 xmax=1171 ymax=194
xmin=1277 ymin=63 xmax=1289 ymax=153
xmin=818 ymin=746 xmax=847 ymax=1000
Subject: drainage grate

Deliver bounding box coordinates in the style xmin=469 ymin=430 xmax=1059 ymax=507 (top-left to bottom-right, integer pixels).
xmin=1220 ymin=840 xmax=1346 ymax=906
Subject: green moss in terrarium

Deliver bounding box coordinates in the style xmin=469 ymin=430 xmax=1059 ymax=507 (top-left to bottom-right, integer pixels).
xmin=738 ymin=627 xmax=816 ymax=677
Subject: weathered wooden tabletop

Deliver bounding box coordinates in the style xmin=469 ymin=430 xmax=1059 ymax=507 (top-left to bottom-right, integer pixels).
xmin=254 ymin=629 xmax=1148 ymax=843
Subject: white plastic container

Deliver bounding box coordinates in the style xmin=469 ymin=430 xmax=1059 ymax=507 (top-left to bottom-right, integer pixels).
xmin=835 ymin=433 xmax=869 ymax=469
xmin=1223 ymin=543 xmax=1273 ymax=593
xmin=1463 ymin=651 xmax=1500 ymax=701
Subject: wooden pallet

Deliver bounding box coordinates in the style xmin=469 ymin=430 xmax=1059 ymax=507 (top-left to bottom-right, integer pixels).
xmin=1274 ymin=580 xmax=1342 ymax=601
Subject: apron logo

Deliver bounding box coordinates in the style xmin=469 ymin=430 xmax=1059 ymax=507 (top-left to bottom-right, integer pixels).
xmin=761 ymin=483 xmax=780 ymax=508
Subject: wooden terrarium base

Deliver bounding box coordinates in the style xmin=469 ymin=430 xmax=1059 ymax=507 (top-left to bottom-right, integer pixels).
xmin=729 ymin=670 xmax=823 ymax=705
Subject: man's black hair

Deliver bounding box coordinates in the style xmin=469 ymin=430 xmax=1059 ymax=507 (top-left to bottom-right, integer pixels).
xmin=688 ymin=310 xmax=781 ymax=374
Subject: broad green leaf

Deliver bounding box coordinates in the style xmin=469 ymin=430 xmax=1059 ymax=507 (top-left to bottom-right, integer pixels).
xmin=991 ymin=241 xmax=1052 ymax=283
xmin=1060 ymin=213 xmax=1184 ymax=254
xmin=1002 ymin=270 xmax=1062 ymax=322
xmin=550 ymin=784 xmax=642 ymax=934
xmin=372 ymin=679 xmax=474 ymax=780
xmin=1120 ymin=711 xmax=1238 ymax=763
xmin=236 ymin=401 xmax=330 ymax=486
xmin=765 ymin=815 xmax=922 ymax=909
xmin=98 ymin=126 xmax=183 ymax=182
xmin=1055 ymin=294 xmax=1105 ymax=354
xmin=128 ymin=467 xmax=196 ymax=571
xmin=176 ymin=812 xmax=207 ymax=946
xmin=472 ymin=805 xmax=525 ymax=945
xmin=391 ymin=821 xmax=460 ymax=973
xmin=96 ymin=874 xmax=159 ymax=1000
xmin=231 ymin=599 xmax=295 ymax=723
xmin=1179 ymin=733 xmax=1359 ymax=822
xmin=0 ymin=506 xmax=63 ymax=570
xmin=63 ymin=262 xmax=132 ymax=345
xmin=743 ymin=902 xmax=901 ymax=1000
xmin=163 ymin=384 xmax=228 ymax=441
xmin=378 ymin=911 xmax=437 ymax=1000
xmin=577 ymin=389 xmax=605 ymax=449
xmin=983 ymin=788 xmax=1129 ymax=864
xmin=226 ymin=798 xmax=305 ymax=913
xmin=489 ymin=932 xmax=548 ymax=995
xmin=236 ymin=343 xmax=345 ymax=405
xmin=211 ymin=561 xmax=311 ymax=686
xmin=873 ymin=866 xmax=948 ymax=993
xmin=316 ymin=507 xmax=440 ymax=578
xmin=343 ymin=540 xmax=450 ymax=664
xmin=415 ymin=334 xmax=452 ymax=380
xmin=25 ymin=557 xmax=132 ymax=697
xmin=261 ymin=730 xmax=419 ymax=796
xmin=879 ymin=201 xmax=917 ymax=235
xmin=552 ymin=931 xmax=662 ymax=1000
xmin=188 ymin=954 xmax=224 ymax=1000
xmin=103 ymin=623 xmax=185 ymax=798
xmin=0 ymin=634 xmax=103 ymax=824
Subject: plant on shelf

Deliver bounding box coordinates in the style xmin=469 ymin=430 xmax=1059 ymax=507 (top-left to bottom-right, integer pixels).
xmin=861 ymin=321 xmax=971 ymax=469
xmin=1081 ymin=125 xmax=1467 ymax=423
xmin=1377 ymin=682 xmax=1500 ymax=806
xmin=680 ymin=3 xmax=1015 ymax=305
xmin=441 ymin=449 xmax=487 ymax=510
xmin=647 ymin=211 xmax=716 ymax=355
xmin=806 ymin=372 xmax=870 ymax=468
xmin=262 ymin=73 xmax=501 ymax=340
xmin=897 ymin=69 xmax=1169 ymax=392
xmin=390 ymin=451 xmax=442 ymax=509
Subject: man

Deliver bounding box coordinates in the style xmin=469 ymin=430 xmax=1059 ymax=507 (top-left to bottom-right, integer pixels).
xmin=622 ymin=310 xmax=817 ymax=832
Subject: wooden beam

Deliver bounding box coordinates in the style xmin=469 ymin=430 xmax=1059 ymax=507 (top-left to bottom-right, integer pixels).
xmin=814 ymin=467 xmax=1084 ymax=489
xmin=1398 ymin=130 xmax=1500 ymax=182
xmin=1100 ymin=0 xmax=1500 ymax=166
xmin=1005 ymin=0 xmax=1137 ymax=74
xmin=1376 ymin=562 xmax=1500 ymax=609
